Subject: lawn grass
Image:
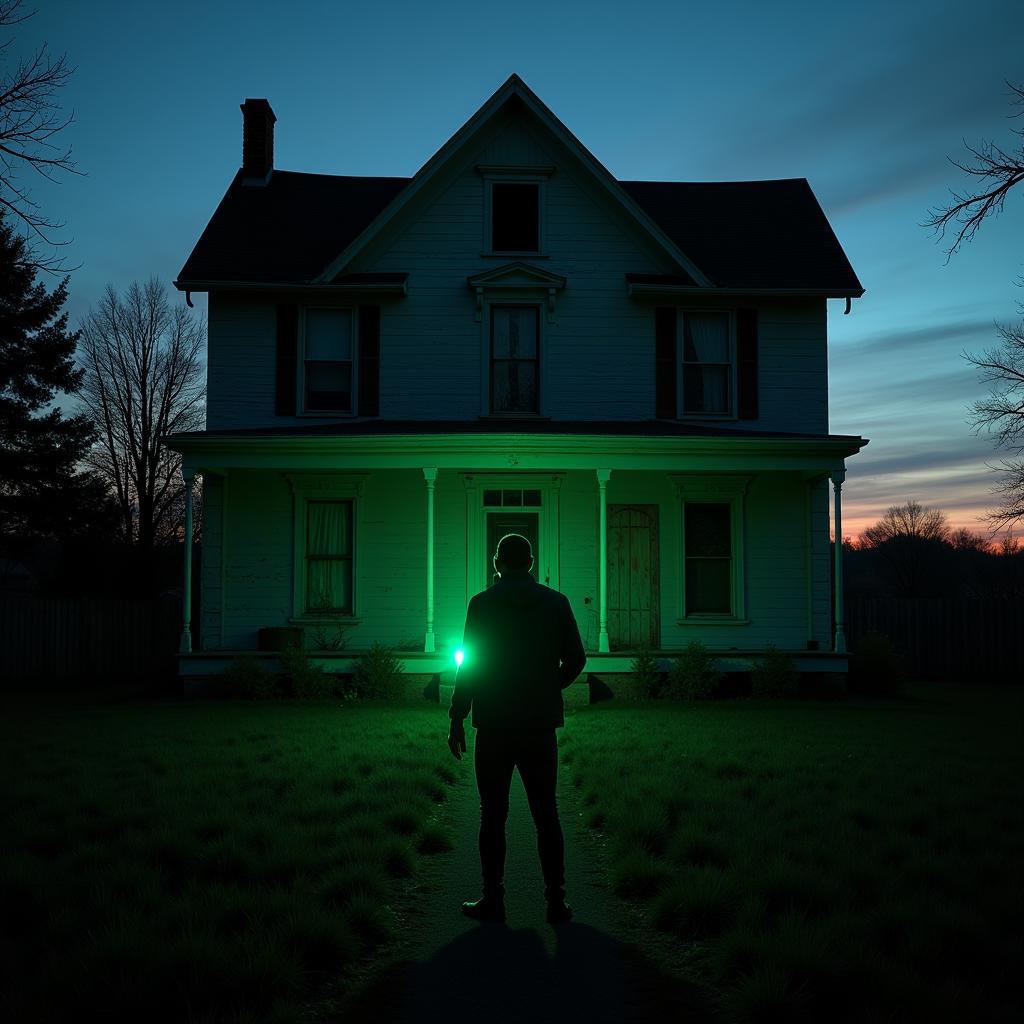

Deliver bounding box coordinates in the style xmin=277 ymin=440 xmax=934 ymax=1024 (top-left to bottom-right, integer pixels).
xmin=0 ymin=696 xmax=457 ymax=1023
xmin=560 ymin=685 xmax=1024 ymax=1023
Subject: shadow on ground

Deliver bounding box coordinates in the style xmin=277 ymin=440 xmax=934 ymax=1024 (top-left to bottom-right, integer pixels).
xmin=340 ymin=920 xmax=715 ymax=1024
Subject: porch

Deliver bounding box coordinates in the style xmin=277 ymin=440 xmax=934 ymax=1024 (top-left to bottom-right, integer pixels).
xmin=167 ymin=424 xmax=866 ymax=677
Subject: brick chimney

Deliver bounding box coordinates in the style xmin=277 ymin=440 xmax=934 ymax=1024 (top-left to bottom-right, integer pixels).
xmin=240 ymin=98 xmax=276 ymax=184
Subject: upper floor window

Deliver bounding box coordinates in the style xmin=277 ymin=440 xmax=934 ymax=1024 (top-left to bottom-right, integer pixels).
xmin=490 ymin=305 xmax=539 ymax=413
xmin=682 ymin=311 xmax=733 ymax=416
xmin=491 ymin=183 xmax=540 ymax=252
xmin=303 ymin=308 xmax=354 ymax=413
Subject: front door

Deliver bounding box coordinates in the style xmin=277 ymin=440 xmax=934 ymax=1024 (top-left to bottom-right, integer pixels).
xmin=486 ymin=511 xmax=539 ymax=587
xmin=608 ymin=504 xmax=660 ymax=649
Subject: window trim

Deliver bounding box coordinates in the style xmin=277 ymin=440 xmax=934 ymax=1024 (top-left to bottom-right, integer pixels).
xmin=285 ymin=473 xmax=368 ymax=623
xmin=678 ymin=308 xmax=737 ymax=420
xmin=482 ymin=170 xmax=548 ymax=256
xmin=488 ymin=304 xmax=541 ymax=416
xmin=670 ymin=475 xmax=750 ymax=623
xmin=298 ymin=306 xmax=358 ymax=417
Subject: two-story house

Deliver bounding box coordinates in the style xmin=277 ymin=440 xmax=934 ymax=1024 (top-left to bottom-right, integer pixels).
xmin=168 ymin=74 xmax=866 ymax=687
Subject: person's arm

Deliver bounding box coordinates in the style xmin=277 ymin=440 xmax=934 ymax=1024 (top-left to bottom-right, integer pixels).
xmin=448 ymin=598 xmax=480 ymax=757
xmin=557 ymin=595 xmax=587 ymax=689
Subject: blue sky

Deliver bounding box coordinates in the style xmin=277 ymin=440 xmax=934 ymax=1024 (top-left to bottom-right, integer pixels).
xmin=19 ymin=0 xmax=1024 ymax=537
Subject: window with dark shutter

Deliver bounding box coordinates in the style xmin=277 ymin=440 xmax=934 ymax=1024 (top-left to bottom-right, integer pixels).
xmin=358 ymin=305 xmax=380 ymax=416
xmin=655 ymin=307 xmax=676 ymax=418
xmin=275 ymin=304 xmax=298 ymax=416
xmin=737 ymin=307 xmax=758 ymax=420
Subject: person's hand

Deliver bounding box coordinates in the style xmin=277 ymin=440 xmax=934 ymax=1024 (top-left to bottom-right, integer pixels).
xmin=448 ymin=719 xmax=467 ymax=760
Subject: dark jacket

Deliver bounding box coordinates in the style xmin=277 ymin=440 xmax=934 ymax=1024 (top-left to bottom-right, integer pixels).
xmin=449 ymin=569 xmax=587 ymax=730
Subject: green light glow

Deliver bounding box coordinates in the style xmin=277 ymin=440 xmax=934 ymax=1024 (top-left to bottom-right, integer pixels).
xmin=454 ymin=648 xmax=465 ymax=667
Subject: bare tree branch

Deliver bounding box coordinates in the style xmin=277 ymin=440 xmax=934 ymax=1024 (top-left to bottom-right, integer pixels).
xmin=924 ymin=82 xmax=1024 ymax=260
xmin=0 ymin=0 xmax=80 ymax=273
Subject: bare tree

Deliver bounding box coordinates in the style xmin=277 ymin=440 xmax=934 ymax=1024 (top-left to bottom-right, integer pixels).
xmin=77 ymin=279 xmax=205 ymax=550
xmin=861 ymin=500 xmax=950 ymax=547
xmin=926 ymin=82 xmax=1024 ymax=529
xmin=925 ymin=82 xmax=1024 ymax=259
xmin=859 ymin=500 xmax=951 ymax=597
xmin=0 ymin=0 xmax=79 ymax=272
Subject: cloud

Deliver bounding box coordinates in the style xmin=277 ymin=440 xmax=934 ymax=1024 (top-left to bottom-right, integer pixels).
xmin=831 ymin=320 xmax=996 ymax=359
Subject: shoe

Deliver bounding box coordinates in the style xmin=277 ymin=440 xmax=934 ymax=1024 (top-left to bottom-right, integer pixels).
xmin=546 ymin=899 xmax=573 ymax=925
xmin=461 ymin=896 xmax=506 ymax=923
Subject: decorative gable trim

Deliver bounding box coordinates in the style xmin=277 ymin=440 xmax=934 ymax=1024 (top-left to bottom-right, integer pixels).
xmin=314 ymin=74 xmax=713 ymax=287
xmin=467 ymin=262 xmax=566 ymax=322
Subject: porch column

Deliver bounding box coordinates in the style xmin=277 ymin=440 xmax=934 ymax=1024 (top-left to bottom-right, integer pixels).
xmin=180 ymin=469 xmax=195 ymax=654
xmin=423 ymin=468 xmax=437 ymax=653
xmin=831 ymin=469 xmax=846 ymax=654
xmin=597 ymin=469 xmax=612 ymax=653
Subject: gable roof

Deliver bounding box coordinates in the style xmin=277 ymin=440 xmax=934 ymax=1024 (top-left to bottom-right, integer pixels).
xmin=313 ymin=74 xmax=712 ymax=287
xmin=176 ymin=77 xmax=863 ymax=297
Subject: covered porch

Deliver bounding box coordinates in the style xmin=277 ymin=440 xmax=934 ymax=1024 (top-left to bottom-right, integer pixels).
xmin=168 ymin=425 xmax=865 ymax=679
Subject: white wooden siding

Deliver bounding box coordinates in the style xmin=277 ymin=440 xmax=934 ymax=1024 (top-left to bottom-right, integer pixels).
xmin=213 ymin=468 xmax=828 ymax=655
xmin=204 ymin=109 xmax=832 ymax=434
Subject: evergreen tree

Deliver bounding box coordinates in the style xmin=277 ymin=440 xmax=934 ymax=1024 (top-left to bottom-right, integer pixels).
xmin=0 ymin=212 xmax=114 ymax=538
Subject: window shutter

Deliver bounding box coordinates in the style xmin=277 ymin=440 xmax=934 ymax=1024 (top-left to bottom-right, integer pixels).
xmin=275 ymin=304 xmax=298 ymax=416
xmin=737 ymin=307 xmax=758 ymax=420
xmin=655 ymin=307 xmax=676 ymax=419
xmin=358 ymin=305 xmax=380 ymax=417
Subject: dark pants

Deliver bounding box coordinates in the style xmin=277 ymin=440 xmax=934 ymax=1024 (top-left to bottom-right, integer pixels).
xmin=474 ymin=726 xmax=565 ymax=902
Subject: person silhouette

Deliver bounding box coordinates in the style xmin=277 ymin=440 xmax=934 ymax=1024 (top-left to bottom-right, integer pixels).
xmin=448 ymin=533 xmax=587 ymax=925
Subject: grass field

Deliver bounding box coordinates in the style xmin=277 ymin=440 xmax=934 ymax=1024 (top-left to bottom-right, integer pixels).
xmin=0 ymin=698 xmax=456 ymax=1024
xmin=561 ymin=685 xmax=1024 ymax=1023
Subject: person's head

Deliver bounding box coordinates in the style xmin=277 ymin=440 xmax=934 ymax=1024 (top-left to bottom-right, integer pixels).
xmin=493 ymin=533 xmax=533 ymax=577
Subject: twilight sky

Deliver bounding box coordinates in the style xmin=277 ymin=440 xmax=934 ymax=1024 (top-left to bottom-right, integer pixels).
xmin=18 ymin=0 xmax=1024 ymax=539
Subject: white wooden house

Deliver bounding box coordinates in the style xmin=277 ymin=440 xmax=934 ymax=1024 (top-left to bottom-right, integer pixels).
xmin=168 ymin=75 xmax=866 ymax=685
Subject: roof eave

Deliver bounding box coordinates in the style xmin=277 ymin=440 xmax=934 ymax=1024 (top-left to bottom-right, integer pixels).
xmin=173 ymin=277 xmax=409 ymax=296
xmin=627 ymin=281 xmax=866 ymax=300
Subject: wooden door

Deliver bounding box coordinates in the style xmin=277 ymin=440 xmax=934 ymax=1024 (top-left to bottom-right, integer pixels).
xmin=608 ymin=505 xmax=659 ymax=649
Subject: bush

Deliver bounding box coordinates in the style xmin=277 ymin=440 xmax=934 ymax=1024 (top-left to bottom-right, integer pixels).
xmin=666 ymin=640 xmax=721 ymax=700
xmin=751 ymin=644 xmax=798 ymax=698
xmin=351 ymin=642 xmax=403 ymax=699
xmin=849 ymin=631 xmax=907 ymax=696
xmin=278 ymin=646 xmax=335 ymax=698
xmin=630 ymin=640 xmax=664 ymax=699
xmin=221 ymin=655 xmax=277 ymax=699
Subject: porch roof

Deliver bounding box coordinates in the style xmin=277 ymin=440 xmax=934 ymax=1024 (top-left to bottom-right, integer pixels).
xmin=168 ymin=420 xmax=866 ymax=475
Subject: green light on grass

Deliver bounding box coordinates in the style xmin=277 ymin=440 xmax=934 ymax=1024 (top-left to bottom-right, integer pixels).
xmin=454 ymin=648 xmax=465 ymax=667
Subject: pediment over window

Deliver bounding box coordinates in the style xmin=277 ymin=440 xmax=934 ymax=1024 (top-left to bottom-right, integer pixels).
xmin=467 ymin=261 xmax=566 ymax=321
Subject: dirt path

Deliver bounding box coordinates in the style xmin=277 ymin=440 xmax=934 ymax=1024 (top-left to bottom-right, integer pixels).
xmin=337 ymin=727 xmax=714 ymax=1024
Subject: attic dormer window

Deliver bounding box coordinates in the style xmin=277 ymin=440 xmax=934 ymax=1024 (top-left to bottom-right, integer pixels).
xmin=479 ymin=166 xmax=552 ymax=256
xmin=492 ymin=183 xmax=539 ymax=252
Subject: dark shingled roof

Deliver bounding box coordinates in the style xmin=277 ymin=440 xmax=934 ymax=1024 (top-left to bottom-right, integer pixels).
xmin=178 ymin=170 xmax=862 ymax=295
xmin=178 ymin=170 xmax=409 ymax=285
xmin=621 ymin=178 xmax=861 ymax=293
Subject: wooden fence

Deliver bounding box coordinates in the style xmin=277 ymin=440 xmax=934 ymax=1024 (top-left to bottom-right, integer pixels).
xmin=845 ymin=596 xmax=1024 ymax=682
xmin=0 ymin=596 xmax=181 ymax=682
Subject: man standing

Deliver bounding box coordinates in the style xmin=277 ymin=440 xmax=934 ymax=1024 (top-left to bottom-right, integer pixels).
xmin=447 ymin=533 xmax=587 ymax=925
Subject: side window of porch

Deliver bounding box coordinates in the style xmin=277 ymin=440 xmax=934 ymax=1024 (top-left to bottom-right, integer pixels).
xmin=683 ymin=501 xmax=732 ymax=615
xmin=305 ymin=500 xmax=353 ymax=613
